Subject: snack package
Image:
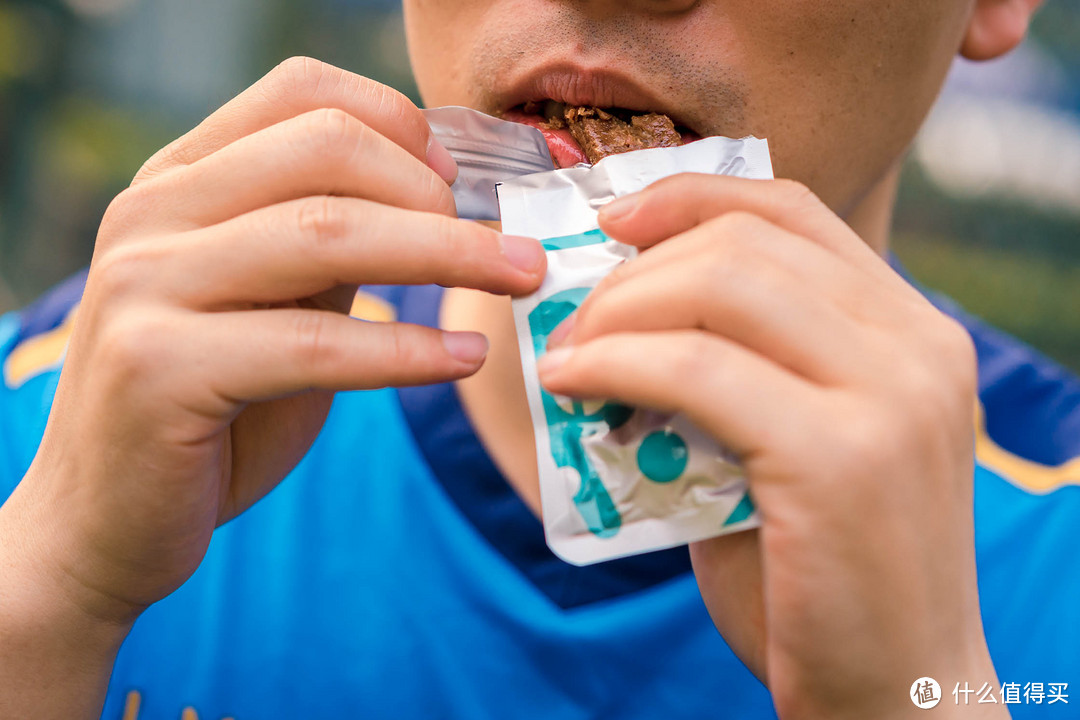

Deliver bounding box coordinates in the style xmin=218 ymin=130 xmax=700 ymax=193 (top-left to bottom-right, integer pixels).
xmin=424 ymin=106 xmax=555 ymax=221
xmin=499 ymin=137 xmax=775 ymax=566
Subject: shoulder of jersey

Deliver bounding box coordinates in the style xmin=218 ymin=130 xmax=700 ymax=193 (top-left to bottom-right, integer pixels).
xmin=946 ymin=295 xmax=1080 ymax=494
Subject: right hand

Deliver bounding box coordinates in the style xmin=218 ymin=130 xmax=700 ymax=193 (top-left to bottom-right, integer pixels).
xmin=4 ymin=57 xmax=546 ymax=627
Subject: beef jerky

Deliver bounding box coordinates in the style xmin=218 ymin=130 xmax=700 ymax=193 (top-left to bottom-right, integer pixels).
xmin=630 ymin=114 xmax=681 ymax=149
xmin=564 ymin=107 xmax=644 ymax=163
xmin=564 ymin=106 xmax=681 ymax=164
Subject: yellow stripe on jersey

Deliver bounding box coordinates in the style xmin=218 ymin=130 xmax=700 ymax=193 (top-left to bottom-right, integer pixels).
xmin=122 ymin=691 xmax=234 ymax=720
xmin=350 ymin=291 xmax=397 ymax=323
xmin=122 ymin=691 xmax=141 ymax=720
xmin=974 ymin=401 xmax=1080 ymax=494
xmin=2 ymin=306 xmax=78 ymax=389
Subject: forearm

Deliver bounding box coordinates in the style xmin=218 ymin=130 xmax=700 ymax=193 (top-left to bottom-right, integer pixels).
xmin=0 ymin=483 xmax=131 ymax=720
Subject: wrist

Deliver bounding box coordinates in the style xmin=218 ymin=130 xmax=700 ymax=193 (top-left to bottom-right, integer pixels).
xmin=0 ymin=473 xmax=132 ymax=719
xmin=0 ymin=475 xmax=137 ymax=651
xmin=776 ymin=637 xmax=1007 ymax=720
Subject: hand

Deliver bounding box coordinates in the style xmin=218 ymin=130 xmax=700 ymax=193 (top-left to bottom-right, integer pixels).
xmin=536 ymin=175 xmax=1003 ymax=718
xmin=4 ymin=57 xmax=546 ymax=628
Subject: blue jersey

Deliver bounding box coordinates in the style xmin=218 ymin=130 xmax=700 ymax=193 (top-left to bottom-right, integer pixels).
xmin=1 ymin=270 xmax=1078 ymax=719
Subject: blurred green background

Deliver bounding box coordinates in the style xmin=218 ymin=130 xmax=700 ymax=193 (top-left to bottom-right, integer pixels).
xmin=1 ymin=0 xmax=1078 ymax=370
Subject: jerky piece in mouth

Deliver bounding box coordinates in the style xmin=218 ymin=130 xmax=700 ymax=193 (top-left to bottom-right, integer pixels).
xmin=563 ymin=106 xmax=681 ymax=164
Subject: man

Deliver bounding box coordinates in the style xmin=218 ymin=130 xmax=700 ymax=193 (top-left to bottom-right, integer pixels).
xmin=1 ymin=0 xmax=1075 ymax=717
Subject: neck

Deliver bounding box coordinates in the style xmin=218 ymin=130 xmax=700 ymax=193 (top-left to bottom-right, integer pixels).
xmin=846 ymin=162 xmax=901 ymax=257
xmin=441 ymin=164 xmax=903 ymax=515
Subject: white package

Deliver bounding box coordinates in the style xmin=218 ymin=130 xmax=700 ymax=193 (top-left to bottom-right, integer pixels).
xmin=499 ymin=137 xmax=774 ymax=566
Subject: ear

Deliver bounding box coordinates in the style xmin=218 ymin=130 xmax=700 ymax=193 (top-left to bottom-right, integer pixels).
xmin=960 ymin=0 xmax=1043 ymax=61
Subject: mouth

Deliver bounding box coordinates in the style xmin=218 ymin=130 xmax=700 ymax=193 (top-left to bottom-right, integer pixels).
xmin=493 ymin=68 xmax=705 ymax=168
xmin=503 ymin=102 xmax=702 ymax=168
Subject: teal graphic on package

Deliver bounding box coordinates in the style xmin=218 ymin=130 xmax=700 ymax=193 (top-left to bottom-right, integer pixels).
xmin=541 ymin=228 xmax=608 ymax=252
xmin=529 ymin=286 xmax=632 ymax=538
xmin=527 ymin=237 xmax=726 ymax=539
xmin=502 ymin=135 xmax=771 ymax=566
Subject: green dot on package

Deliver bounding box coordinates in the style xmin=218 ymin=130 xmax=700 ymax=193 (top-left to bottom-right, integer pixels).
xmin=499 ymin=137 xmax=773 ymax=566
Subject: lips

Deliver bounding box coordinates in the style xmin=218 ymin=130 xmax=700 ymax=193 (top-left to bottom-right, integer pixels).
xmin=493 ymin=67 xmax=704 ymax=168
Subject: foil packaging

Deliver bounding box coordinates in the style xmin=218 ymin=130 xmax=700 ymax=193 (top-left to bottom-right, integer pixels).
xmin=424 ymin=106 xmax=554 ymax=220
xmin=425 ymin=106 xmax=773 ymax=566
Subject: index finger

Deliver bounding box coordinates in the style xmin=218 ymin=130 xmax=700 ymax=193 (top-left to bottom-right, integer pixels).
xmin=134 ymin=56 xmax=456 ymax=185
xmin=598 ymin=174 xmax=900 ymax=286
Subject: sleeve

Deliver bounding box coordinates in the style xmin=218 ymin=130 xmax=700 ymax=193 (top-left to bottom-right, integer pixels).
xmin=0 ymin=271 xmax=87 ymax=502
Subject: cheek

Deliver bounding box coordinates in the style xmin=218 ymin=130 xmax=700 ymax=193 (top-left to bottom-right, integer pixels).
xmin=732 ymin=1 xmax=970 ymax=213
xmin=403 ymin=0 xmax=481 ymax=106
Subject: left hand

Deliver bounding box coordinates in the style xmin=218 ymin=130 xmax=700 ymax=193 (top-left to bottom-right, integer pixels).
xmin=537 ymin=175 xmax=1003 ymax=719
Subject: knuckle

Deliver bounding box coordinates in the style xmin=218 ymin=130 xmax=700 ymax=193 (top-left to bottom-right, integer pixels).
xmin=713 ymin=209 xmax=763 ymax=236
xmin=296 ymin=196 xmax=348 ymax=253
xmin=700 ymin=211 xmax=764 ymax=262
xmin=700 ymin=214 xmax=769 ymax=278
xmin=269 ymin=56 xmax=333 ymax=98
xmin=385 ymin=323 xmax=421 ymax=369
xmin=460 ymin=221 xmax=501 ymax=266
xmin=938 ymin=318 xmax=978 ymax=372
xmin=429 ymin=215 xmax=467 ymax=265
xmin=897 ymin=316 xmax=977 ymax=402
xmin=671 ymin=333 xmax=718 ymax=382
xmin=97 ymin=185 xmax=151 ymax=243
xmin=930 ymin=317 xmax=979 ymax=407
xmin=701 ymin=240 xmax=742 ymax=283
xmin=885 ymin=357 xmax=970 ymax=442
xmin=833 ymin=409 xmax=895 ymax=471
xmin=419 ymin=164 xmax=457 ymax=216
xmin=98 ymin=311 xmax=171 ymax=380
xmin=429 ymin=213 xmax=459 ymax=249
xmin=133 ymin=143 xmax=182 ymax=185
xmin=90 ymin=243 xmax=159 ymax=297
xmin=291 ymin=311 xmax=338 ymax=371
xmin=893 ymin=362 xmax=942 ymax=403
xmin=430 ymin=217 xmax=493 ymax=281
xmin=772 ymin=178 xmax=820 ymax=208
xmin=302 ymin=107 xmax=363 ymax=157
xmin=370 ymin=82 xmax=427 ymax=143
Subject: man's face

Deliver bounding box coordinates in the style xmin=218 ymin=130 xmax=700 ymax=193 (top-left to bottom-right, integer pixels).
xmin=403 ymin=0 xmax=974 ymax=218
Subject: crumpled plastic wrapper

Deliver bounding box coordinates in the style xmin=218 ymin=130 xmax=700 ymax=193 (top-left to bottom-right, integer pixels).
xmin=500 ymin=137 xmax=774 ymax=566
xmin=424 ymin=106 xmax=773 ymax=566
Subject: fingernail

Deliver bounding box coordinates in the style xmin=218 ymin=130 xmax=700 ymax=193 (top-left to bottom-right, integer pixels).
xmin=427 ymin=136 xmax=458 ymax=184
xmin=546 ymin=314 xmax=576 ymax=349
xmin=443 ymin=331 xmax=488 ymax=364
xmin=500 ymin=234 xmax=546 ymax=274
xmin=537 ymin=347 xmax=573 ymax=377
xmin=600 ymin=193 xmax=640 ymax=222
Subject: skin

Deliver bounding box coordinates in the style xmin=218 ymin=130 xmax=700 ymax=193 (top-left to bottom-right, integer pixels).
xmin=0 ymin=0 xmax=1042 ymax=717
